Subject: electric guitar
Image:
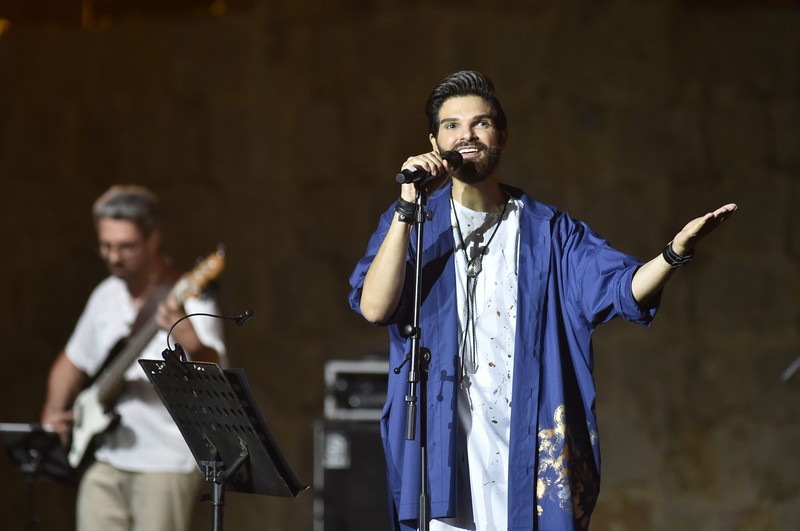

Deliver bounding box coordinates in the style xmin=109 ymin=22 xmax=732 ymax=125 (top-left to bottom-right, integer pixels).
xmin=67 ymin=248 xmax=225 ymax=469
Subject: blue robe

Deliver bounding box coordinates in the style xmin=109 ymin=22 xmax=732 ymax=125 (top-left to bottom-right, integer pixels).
xmin=348 ymin=183 xmax=659 ymax=530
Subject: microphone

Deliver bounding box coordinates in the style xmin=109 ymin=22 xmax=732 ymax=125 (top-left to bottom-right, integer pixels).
xmin=395 ymin=150 xmax=463 ymax=184
xmin=164 ymin=309 xmax=254 ymax=356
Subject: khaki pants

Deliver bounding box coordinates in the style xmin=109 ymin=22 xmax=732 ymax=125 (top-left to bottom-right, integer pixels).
xmin=77 ymin=461 xmax=202 ymax=531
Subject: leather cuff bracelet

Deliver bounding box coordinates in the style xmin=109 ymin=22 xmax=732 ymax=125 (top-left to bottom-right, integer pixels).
xmin=395 ymin=197 xmax=416 ymax=224
xmin=662 ymin=241 xmax=694 ymax=269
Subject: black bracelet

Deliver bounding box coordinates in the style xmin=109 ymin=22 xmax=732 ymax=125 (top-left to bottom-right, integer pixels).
xmin=395 ymin=197 xmax=416 ymax=224
xmin=662 ymin=241 xmax=694 ymax=269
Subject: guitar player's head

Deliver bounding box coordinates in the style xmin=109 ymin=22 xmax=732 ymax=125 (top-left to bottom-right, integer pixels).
xmin=93 ymin=185 xmax=163 ymax=287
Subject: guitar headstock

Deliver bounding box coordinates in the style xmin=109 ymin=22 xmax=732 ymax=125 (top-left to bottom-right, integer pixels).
xmin=171 ymin=246 xmax=226 ymax=304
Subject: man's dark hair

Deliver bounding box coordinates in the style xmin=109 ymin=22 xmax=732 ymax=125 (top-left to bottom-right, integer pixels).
xmin=93 ymin=185 xmax=161 ymax=237
xmin=424 ymin=70 xmax=508 ymax=137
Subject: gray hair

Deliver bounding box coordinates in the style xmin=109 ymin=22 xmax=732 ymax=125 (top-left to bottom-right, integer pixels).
xmin=93 ymin=185 xmax=161 ymax=237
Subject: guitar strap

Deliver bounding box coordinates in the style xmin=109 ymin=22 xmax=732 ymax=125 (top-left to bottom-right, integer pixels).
xmin=94 ymin=270 xmax=181 ymax=378
xmin=128 ymin=280 xmax=173 ymax=338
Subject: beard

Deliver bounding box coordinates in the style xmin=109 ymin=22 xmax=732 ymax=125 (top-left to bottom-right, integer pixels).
xmin=439 ymin=141 xmax=503 ymax=184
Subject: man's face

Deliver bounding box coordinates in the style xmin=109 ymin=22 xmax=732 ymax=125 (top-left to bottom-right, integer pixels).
xmin=429 ymin=95 xmax=506 ymax=184
xmin=97 ymin=218 xmax=155 ymax=281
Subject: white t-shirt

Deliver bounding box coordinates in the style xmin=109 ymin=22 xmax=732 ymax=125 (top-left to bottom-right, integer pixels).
xmin=432 ymin=197 xmax=521 ymax=531
xmin=66 ymin=275 xmax=227 ymax=473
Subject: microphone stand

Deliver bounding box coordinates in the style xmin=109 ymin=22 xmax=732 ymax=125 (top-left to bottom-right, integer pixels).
xmin=394 ymin=180 xmax=433 ymax=531
xmin=781 ymin=355 xmax=800 ymax=383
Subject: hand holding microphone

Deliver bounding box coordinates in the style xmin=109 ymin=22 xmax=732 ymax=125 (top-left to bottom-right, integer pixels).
xmin=396 ymin=150 xmax=463 ymax=185
xmin=393 ymin=150 xmax=463 ymax=226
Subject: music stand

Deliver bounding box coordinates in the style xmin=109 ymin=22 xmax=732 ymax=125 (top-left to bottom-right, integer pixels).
xmin=139 ymin=358 xmax=307 ymax=531
xmin=1 ymin=423 xmax=75 ymax=531
xmin=0 ymin=423 xmax=73 ymax=483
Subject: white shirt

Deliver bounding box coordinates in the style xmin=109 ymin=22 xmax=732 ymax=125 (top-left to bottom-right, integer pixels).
xmin=432 ymin=197 xmax=522 ymax=530
xmin=66 ymin=275 xmax=226 ymax=473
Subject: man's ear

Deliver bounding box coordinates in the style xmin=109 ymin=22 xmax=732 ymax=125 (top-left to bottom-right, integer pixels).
xmin=429 ymin=133 xmax=439 ymax=152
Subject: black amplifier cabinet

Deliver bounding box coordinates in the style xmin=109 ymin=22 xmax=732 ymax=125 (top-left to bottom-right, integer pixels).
xmin=312 ymin=420 xmax=390 ymax=531
xmin=315 ymin=359 xmax=391 ymax=531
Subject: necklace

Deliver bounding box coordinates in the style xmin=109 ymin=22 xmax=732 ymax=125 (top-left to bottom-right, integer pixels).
xmin=451 ymin=190 xmax=510 ymax=383
xmin=451 ymin=192 xmax=510 ymax=278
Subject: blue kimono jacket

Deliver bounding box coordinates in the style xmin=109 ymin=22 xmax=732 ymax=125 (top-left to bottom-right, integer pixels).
xmin=348 ymin=183 xmax=659 ymax=531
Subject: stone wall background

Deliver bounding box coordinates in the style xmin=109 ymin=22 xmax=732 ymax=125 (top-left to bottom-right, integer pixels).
xmin=0 ymin=1 xmax=798 ymax=529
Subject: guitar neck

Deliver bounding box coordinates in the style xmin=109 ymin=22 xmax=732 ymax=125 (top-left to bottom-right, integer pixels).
xmin=88 ymin=247 xmax=225 ymax=407
xmin=94 ymin=316 xmax=161 ymax=405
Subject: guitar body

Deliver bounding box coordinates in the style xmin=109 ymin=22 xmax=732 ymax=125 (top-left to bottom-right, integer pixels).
xmin=68 ymin=384 xmax=120 ymax=469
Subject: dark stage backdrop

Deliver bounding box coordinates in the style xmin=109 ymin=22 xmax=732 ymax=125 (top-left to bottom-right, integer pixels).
xmin=0 ymin=1 xmax=798 ymax=530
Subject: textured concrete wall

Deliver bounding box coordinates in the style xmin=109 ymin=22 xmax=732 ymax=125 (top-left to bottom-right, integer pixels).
xmin=0 ymin=1 xmax=798 ymax=529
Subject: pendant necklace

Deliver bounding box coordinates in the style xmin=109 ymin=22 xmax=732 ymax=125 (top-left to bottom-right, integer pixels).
xmin=451 ymin=190 xmax=510 ymax=385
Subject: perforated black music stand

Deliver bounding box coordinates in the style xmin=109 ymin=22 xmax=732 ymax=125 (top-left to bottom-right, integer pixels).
xmin=1 ymin=423 xmax=75 ymax=531
xmin=0 ymin=423 xmax=74 ymax=483
xmin=139 ymin=358 xmax=307 ymax=531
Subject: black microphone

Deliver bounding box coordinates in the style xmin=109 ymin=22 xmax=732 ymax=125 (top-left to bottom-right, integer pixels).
xmin=164 ymin=309 xmax=254 ymax=355
xmin=395 ymin=150 xmax=463 ymax=184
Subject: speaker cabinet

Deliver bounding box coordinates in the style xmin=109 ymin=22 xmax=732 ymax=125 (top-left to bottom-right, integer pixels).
xmin=313 ymin=420 xmax=390 ymax=531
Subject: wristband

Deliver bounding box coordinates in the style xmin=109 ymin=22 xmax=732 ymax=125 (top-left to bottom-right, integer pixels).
xmin=395 ymin=197 xmax=416 ymax=224
xmin=662 ymin=241 xmax=694 ymax=269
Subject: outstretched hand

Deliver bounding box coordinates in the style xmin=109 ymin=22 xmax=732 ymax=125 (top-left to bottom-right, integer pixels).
xmin=631 ymin=202 xmax=738 ymax=304
xmin=672 ymin=203 xmax=738 ymax=255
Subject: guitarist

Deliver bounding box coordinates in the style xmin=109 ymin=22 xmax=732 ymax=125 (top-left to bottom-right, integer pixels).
xmin=40 ymin=185 xmax=226 ymax=531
